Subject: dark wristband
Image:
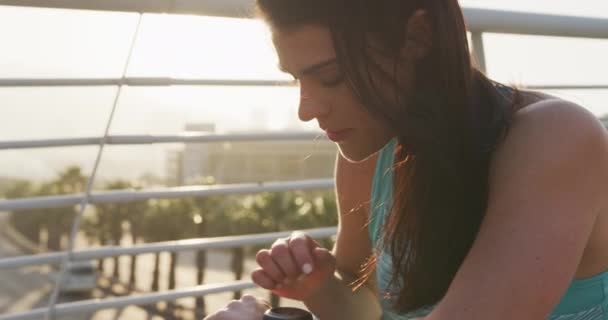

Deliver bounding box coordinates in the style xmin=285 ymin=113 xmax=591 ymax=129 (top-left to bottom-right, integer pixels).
xmin=263 ymin=307 xmax=314 ymax=320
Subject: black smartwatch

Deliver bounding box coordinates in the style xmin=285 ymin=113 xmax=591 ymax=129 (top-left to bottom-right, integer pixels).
xmin=263 ymin=307 xmax=314 ymax=320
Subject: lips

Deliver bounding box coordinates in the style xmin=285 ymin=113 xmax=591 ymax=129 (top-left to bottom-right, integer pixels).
xmin=325 ymin=129 xmax=353 ymax=142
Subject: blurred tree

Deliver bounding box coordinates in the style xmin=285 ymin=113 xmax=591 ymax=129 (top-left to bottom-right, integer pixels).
xmin=41 ymin=166 xmax=86 ymax=251
xmin=83 ymin=180 xmax=147 ymax=285
xmin=6 ymin=167 xmax=88 ymax=252
xmin=190 ymin=181 xmax=232 ymax=318
xmin=5 ymin=180 xmax=43 ymax=245
xmin=142 ymin=198 xmax=195 ymax=292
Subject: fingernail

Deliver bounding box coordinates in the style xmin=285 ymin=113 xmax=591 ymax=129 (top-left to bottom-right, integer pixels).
xmin=302 ymin=263 xmax=313 ymax=274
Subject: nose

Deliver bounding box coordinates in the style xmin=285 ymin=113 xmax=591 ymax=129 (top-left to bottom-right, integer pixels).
xmin=298 ymin=86 xmax=329 ymax=122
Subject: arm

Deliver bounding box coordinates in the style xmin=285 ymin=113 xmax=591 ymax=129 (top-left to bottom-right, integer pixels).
xmin=303 ymin=151 xmax=382 ymax=319
xmin=424 ymin=100 xmax=608 ymax=319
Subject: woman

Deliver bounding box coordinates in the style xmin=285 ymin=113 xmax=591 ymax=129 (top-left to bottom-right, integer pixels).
xmin=206 ymin=0 xmax=608 ymax=319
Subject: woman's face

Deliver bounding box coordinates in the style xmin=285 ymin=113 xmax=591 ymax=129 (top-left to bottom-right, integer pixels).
xmin=272 ymin=25 xmax=397 ymax=163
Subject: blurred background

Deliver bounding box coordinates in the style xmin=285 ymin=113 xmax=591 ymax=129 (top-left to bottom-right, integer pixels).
xmin=0 ymin=0 xmax=607 ymax=319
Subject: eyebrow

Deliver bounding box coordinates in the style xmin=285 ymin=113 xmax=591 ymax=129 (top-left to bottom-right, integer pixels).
xmin=279 ymin=58 xmax=339 ymax=77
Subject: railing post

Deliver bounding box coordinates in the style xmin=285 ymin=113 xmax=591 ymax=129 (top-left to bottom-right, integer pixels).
xmin=471 ymin=31 xmax=487 ymax=74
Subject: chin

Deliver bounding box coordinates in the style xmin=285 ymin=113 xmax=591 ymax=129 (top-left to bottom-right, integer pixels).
xmin=338 ymin=145 xmax=379 ymax=164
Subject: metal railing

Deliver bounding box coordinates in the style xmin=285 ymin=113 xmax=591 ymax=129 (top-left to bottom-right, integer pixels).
xmin=1 ymin=0 xmax=608 ymax=39
xmin=0 ymin=2 xmax=607 ymax=320
xmin=0 ymin=78 xmax=296 ymax=87
xmin=0 ymin=178 xmax=334 ymax=211
xmin=0 ymin=227 xmax=337 ymax=270
xmin=0 ymin=228 xmax=337 ymax=320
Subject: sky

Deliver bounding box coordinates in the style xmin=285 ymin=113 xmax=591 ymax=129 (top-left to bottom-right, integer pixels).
xmin=0 ymin=0 xmax=607 ymax=182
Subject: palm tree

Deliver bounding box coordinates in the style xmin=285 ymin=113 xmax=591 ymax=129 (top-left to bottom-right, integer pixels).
xmin=4 ymin=180 xmax=43 ymax=246
xmin=190 ymin=192 xmax=229 ymax=317
xmin=35 ymin=167 xmax=86 ymax=251
xmin=165 ymin=199 xmax=195 ymax=291
xmin=125 ymin=197 xmax=147 ymax=289
xmin=141 ymin=200 xmax=170 ymax=292
xmin=290 ymin=190 xmax=338 ymax=249
xmin=81 ymin=210 xmax=109 ymax=272
xmin=86 ymin=180 xmax=147 ymax=284
xmin=142 ymin=198 xmax=195 ymax=292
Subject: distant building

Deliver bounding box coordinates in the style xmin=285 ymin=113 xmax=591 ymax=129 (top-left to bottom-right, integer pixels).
xmin=167 ymin=124 xmax=337 ymax=186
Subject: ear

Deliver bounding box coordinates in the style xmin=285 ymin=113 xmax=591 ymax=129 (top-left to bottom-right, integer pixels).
xmin=402 ymin=9 xmax=433 ymax=60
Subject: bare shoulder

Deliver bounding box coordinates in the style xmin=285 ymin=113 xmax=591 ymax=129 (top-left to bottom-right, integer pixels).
xmin=493 ymin=99 xmax=608 ymax=172
xmin=511 ymin=98 xmax=605 ymax=136
xmin=432 ymin=100 xmax=608 ymax=318
xmin=490 ymin=98 xmax=608 ymax=189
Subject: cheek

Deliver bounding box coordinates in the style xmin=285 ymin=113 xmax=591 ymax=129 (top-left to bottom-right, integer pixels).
xmin=327 ymin=86 xmax=362 ymax=111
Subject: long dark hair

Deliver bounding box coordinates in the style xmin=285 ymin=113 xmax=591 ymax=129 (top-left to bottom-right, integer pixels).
xmin=257 ymin=0 xmax=520 ymax=313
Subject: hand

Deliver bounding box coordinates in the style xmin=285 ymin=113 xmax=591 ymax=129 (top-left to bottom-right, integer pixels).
xmin=203 ymin=295 xmax=270 ymax=320
xmin=251 ymin=231 xmax=336 ymax=301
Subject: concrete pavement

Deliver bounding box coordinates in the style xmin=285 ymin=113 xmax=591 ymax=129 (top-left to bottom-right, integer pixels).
xmin=0 ymin=212 xmax=53 ymax=315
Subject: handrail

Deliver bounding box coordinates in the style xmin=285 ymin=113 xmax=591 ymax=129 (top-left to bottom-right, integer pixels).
xmin=0 ymin=132 xmax=326 ymax=150
xmin=0 ymin=228 xmax=337 ymax=320
xmin=0 ymin=281 xmax=257 ymax=320
xmin=0 ymin=78 xmax=296 ymax=87
xmin=0 ymin=0 xmax=255 ymax=17
xmin=464 ymin=8 xmax=608 ymax=39
xmin=0 ymin=178 xmax=334 ymax=211
xmin=0 ymin=77 xmax=605 ymax=91
xmin=0 ymin=227 xmax=337 ymax=269
xmin=1 ymin=2 xmax=607 ymax=38
xmin=519 ymin=85 xmax=608 ymax=90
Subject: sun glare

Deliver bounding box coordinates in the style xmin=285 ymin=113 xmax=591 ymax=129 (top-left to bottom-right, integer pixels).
xmin=130 ymin=14 xmax=290 ymax=81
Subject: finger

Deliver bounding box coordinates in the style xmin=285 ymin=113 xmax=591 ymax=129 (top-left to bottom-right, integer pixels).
xmin=295 ymin=247 xmax=336 ymax=281
xmin=270 ymin=238 xmax=299 ymax=280
xmin=226 ymin=299 xmax=242 ymax=310
xmin=288 ymin=232 xmax=316 ymax=275
xmin=255 ymin=250 xmax=285 ymax=283
xmin=251 ymin=268 xmax=278 ymax=289
xmin=258 ymin=298 xmax=272 ymax=309
xmin=313 ymin=247 xmax=336 ymax=268
xmin=240 ymin=294 xmax=270 ymax=313
xmin=257 ymin=299 xmax=271 ymax=313
xmin=240 ymin=294 xmax=257 ymax=303
xmin=203 ymin=309 xmax=229 ymax=320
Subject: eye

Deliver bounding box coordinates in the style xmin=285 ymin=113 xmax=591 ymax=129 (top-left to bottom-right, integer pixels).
xmin=314 ymin=63 xmax=344 ymax=88
xmin=319 ymin=74 xmax=345 ymax=88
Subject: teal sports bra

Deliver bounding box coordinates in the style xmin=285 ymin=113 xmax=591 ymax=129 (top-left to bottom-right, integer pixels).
xmin=369 ymin=138 xmax=608 ymax=320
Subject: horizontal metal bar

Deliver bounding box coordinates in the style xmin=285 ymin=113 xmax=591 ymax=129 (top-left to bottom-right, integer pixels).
xmin=464 ymin=8 xmax=608 ymax=39
xmin=0 ymin=132 xmax=326 ymax=150
xmin=0 ymin=227 xmax=337 ymax=268
xmin=0 ymin=251 xmax=64 ymax=268
xmin=0 ymin=280 xmax=257 ymax=320
xmin=2 ymin=2 xmax=608 ymax=39
xmin=0 ymin=0 xmax=255 ymax=18
xmin=0 ymin=178 xmax=334 ymax=211
xmin=523 ymin=85 xmax=608 ymax=90
xmin=0 ymin=195 xmax=84 ymax=211
xmin=0 ymin=77 xmax=296 ymax=87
